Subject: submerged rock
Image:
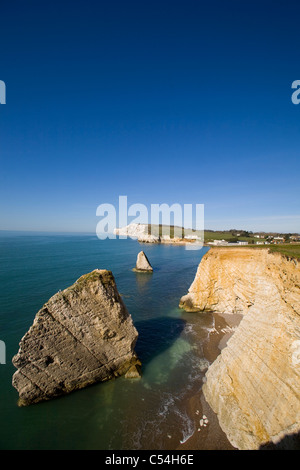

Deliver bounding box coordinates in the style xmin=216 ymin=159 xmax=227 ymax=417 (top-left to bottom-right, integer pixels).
xmin=12 ymin=269 xmax=140 ymax=406
xmin=134 ymin=251 xmax=153 ymax=272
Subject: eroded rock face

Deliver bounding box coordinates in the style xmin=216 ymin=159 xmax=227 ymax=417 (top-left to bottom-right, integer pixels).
xmin=12 ymin=270 xmax=140 ymax=406
xmin=135 ymin=251 xmax=153 ymax=272
xmin=180 ymin=248 xmax=300 ymax=449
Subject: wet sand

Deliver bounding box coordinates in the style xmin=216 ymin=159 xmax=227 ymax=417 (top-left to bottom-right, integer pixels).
xmin=177 ymin=312 xmax=242 ymax=450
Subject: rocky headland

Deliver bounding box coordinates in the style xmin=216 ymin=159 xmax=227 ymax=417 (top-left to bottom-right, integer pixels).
xmin=12 ymin=269 xmax=140 ymax=406
xmin=180 ymin=247 xmax=300 ymax=450
xmin=114 ymin=223 xmax=203 ymax=246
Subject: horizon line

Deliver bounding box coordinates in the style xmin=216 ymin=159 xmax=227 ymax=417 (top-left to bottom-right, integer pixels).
xmin=1 ymin=228 xmax=299 ymax=235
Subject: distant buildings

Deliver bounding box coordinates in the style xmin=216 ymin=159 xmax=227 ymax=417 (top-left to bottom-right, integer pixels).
xmin=208 ymin=239 xmax=228 ymax=246
xmin=272 ymin=236 xmax=286 ymax=244
xmin=205 ymin=231 xmax=300 ymax=247
xmin=208 ymin=240 xmax=249 ymax=246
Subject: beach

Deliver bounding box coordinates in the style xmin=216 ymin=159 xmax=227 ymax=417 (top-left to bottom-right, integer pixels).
xmin=178 ymin=312 xmax=242 ymax=451
xmin=0 ymin=232 xmax=241 ymax=450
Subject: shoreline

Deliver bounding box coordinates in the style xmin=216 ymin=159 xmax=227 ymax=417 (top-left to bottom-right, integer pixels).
xmin=177 ymin=312 xmax=242 ymax=450
xmin=138 ymin=239 xmax=204 ymax=247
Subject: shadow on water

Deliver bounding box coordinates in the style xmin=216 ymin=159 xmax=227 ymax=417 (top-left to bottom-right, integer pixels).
xmin=134 ymin=316 xmax=186 ymax=367
xmin=133 ymin=271 xmax=153 ymax=292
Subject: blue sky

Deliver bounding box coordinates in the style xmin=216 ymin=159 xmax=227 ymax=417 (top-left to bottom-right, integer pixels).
xmin=0 ymin=0 xmax=300 ymax=233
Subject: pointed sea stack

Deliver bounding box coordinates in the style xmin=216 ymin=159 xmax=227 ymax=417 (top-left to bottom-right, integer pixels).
xmin=134 ymin=251 xmax=153 ymax=273
xmin=12 ymin=269 xmax=140 ymax=406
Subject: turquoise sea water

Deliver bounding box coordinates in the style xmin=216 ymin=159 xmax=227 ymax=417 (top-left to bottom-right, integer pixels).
xmin=0 ymin=232 xmax=217 ymax=450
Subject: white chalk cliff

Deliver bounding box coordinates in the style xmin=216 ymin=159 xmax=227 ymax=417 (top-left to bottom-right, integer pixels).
xmin=114 ymin=223 xmax=202 ymax=245
xmin=114 ymin=224 xmax=159 ymax=243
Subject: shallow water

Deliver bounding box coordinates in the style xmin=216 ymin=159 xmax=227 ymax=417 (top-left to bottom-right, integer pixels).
xmin=0 ymin=232 xmax=229 ymax=450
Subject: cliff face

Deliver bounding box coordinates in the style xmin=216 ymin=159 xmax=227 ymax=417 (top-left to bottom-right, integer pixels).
xmin=180 ymin=248 xmax=300 ymax=450
xmin=114 ymin=223 xmax=160 ymax=243
xmin=114 ymin=223 xmax=203 ymax=245
xmin=12 ymin=270 xmax=140 ymax=406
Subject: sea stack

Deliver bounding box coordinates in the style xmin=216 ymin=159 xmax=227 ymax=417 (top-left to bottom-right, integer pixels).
xmin=12 ymin=269 xmax=141 ymax=406
xmin=134 ymin=251 xmax=153 ymax=272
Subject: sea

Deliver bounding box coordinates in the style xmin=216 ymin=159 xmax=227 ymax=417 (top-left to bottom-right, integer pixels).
xmin=0 ymin=231 xmax=229 ymax=450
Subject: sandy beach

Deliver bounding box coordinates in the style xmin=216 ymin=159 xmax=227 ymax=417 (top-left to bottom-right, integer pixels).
xmin=177 ymin=312 xmax=242 ymax=451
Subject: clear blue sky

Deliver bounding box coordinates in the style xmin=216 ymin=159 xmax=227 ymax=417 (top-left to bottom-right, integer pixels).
xmin=0 ymin=0 xmax=300 ymax=233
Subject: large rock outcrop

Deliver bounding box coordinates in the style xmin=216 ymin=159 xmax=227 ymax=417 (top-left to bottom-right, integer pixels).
xmin=180 ymin=248 xmax=300 ymax=449
xmin=12 ymin=270 xmax=140 ymax=406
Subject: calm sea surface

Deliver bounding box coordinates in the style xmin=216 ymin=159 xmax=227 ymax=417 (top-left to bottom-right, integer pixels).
xmin=0 ymin=231 xmax=219 ymax=450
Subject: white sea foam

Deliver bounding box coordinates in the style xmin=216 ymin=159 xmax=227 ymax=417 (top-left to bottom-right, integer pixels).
xmin=199 ymin=358 xmax=210 ymax=371
xmin=158 ymin=394 xmax=175 ymax=417
xmin=178 ymin=408 xmax=195 ymax=444
xmin=183 ymin=323 xmax=196 ymax=336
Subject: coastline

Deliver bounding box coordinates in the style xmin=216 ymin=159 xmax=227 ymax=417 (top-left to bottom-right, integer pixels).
xmin=177 ymin=312 xmax=241 ymax=450
xmin=138 ymin=239 xmax=204 ymax=247
xmin=179 ymin=247 xmax=300 ymax=449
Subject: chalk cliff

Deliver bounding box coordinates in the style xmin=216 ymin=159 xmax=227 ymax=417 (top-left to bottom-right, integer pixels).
xmin=114 ymin=223 xmax=202 ymax=245
xmin=114 ymin=224 xmax=160 ymax=243
xmin=180 ymin=248 xmax=300 ymax=449
xmin=12 ymin=270 xmax=140 ymax=406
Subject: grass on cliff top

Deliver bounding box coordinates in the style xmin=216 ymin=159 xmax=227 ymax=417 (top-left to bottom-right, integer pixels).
xmin=146 ymin=224 xmax=202 ymax=238
xmin=253 ymin=243 xmax=300 ymax=260
xmin=217 ymin=243 xmax=300 ymax=261
xmin=204 ymin=230 xmax=267 ymax=244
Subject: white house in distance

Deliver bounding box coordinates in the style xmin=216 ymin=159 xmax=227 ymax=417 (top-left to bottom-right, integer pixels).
xmin=272 ymin=236 xmax=285 ymax=244
xmin=208 ymin=239 xmax=228 ymax=246
xmin=208 ymin=240 xmax=249 ymax=246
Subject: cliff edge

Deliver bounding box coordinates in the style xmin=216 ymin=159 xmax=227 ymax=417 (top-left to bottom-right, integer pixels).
xmin=180 ymin=248 xmax=300 ymax=449
xmin=12 ymin=269 xmax=140 ymax=406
